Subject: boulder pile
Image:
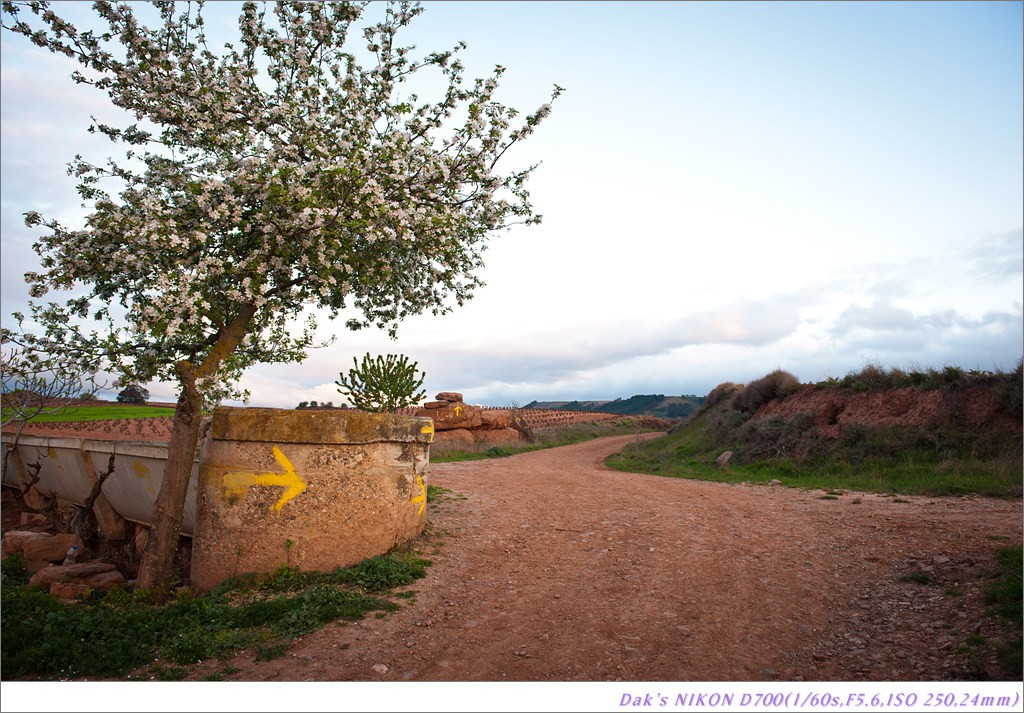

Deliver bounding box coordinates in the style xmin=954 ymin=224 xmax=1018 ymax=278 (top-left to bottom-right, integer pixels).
xmin=1 ymin=528 xmax=127 ymax=600
xmin=415 ymin=392 xmax=528 ymax=452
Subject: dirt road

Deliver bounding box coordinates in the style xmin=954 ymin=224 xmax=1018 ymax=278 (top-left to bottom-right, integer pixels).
xmin=189 ymin=434 xmax=1021 ymax=682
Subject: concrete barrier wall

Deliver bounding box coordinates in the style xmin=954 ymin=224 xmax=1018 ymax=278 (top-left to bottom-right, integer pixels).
xmin=2 ymin=434 xmax=200 ymax=535
xmin=190 ymin=408 xmax=434 ymax=593
xmin=3 ymin=408 xmax=435 ymax=594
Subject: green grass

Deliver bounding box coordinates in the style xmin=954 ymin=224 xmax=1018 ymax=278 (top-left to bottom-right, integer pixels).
xmin=605 ymin=416 xmax=1022 ymax=497
xmin=985 ymin=546 xmax=1023 ymax=625
xmin=2 ymin=404 xmax=176 ymax=423
xmin=963 ymin=544 xmax=1023 ymax=677
xmin=1 ymin=550 xmax=430 ymax=680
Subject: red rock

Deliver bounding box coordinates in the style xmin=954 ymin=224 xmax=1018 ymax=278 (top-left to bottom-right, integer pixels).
xmin=1 ymin=530 xmax=51 ymax=558
xmin=415 ymin=403 xmax=482 ymax=431
xmin=435 ymin=392 xmax=463 ymax=403
xmin=19 ymin=512 xmax=50 ymax=527
xmin=431 ymin=429 xmax=476 ymax=451
xmin=28 ymin=561 xmax=121 ymax=590
xmin=27 ymin=559 xmax=55 ymax=575
xmin=50 ymin=582 xmax=92 ymax=600
xmin=423 ymin=400 xmax=450 ymax=410
xmin=473 ymin=428 xmax=522 ymax=446
xmin=22 ymin=533 xmax=84 ymax=564
xmin=480 ymin=410 xmax=515 ymax=430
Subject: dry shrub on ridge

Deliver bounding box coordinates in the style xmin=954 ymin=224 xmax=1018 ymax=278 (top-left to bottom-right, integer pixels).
xmin=705 ymin=382 xmax=743 ymax=409
xmin=735 ymin=369 xmax=801 ymax=414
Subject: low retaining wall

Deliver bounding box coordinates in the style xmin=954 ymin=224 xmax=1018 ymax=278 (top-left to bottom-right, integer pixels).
xmin=190 ymin=408 xmax=433 ymax=593
xmin=1 ymin=434 xmax=200 ymax=535
xmin=2 ymin=407 xmax=435 ymax=593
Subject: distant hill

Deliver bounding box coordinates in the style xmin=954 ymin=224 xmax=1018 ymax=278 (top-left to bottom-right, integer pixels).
xmin=524 ymin=394 xmax=704 ymax=419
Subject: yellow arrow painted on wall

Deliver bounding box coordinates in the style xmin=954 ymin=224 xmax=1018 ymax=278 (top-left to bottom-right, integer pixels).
xmin=220 ymin=446 xmax=307 ymax=512
xmin=453 ymin=404 xmax=463 ymax=416
xmin=420 ymin=422 xmax=435 ymax=443
xmin=410 ymin=473 xmax=426 ymax=516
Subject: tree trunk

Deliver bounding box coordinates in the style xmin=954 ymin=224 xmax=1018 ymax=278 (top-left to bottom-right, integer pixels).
xmin=136 ymin=365 xmax=203 ymax=599
xmin=136 ymin=303 xmax=257 ymax=600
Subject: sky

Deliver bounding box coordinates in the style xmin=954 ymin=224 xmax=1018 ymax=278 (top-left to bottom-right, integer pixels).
xmin=2 ymin=0 xmax=1022 ymax=409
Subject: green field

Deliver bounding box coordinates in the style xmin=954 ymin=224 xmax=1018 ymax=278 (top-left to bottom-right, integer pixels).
xmin=2 ymin=404 xmax=176 ymax=423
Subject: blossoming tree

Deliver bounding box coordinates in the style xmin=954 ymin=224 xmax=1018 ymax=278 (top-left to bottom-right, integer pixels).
xmin=1 ymin=0 xmax=560 ymax=598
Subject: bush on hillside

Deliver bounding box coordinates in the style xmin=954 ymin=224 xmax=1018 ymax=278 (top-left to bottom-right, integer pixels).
xmin=735 ymin=370 xmax=800 ymax=414
xmin=994 ymin=359 xmax=1022 ymax=418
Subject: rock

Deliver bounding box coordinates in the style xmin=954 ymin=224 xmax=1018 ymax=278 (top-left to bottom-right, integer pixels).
xmin=762 ymin=667 xmax=780 ymax=678
xmin=480 ymin=410 xmax=515 ymax=430
xmin=22 ymin=533 xmax=84 ymax=564
xmin=1 ymin=530 xmax=52 ymax=558
xmin=27 ymin=558 xmax=57 ymax=575
xmin=50 ymin=582 xmax=93 ymax=600
xmin=422 ymin=400 xmax=451 ymax=410
xmin=432 ymin=429 xmax=476 ymax=451
xmin=415 ymin=402 xmax=482 ymax=431
xmin=29 ymin=561 xmax=126 ymax=592
xmin=435 ymin=392 xmax=463 ymax=403
xmin=473 ymin=428 xmax=522 ymax=447
xmin=932 ymin=555 xmax=950 ymax=566
xmin=715 ymin=451 xmax=734 ymax=467
xmin=371 ymin=663 xmax=389 ymax=675
xmin=19 ymin=512 xmax=50 ymax=527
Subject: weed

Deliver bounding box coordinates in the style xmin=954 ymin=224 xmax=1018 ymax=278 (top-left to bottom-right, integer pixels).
xmin=156 ymin=665 xmax=189 ymax=681
xmin=1 ymin=550 xmax=430 ymax=680
xmin=1 ymin=554 xmax=29 ymax=585
xmin=899 ymin=572 xmax=931 ymax=585
xmin=255 ymin=642 xmax=290 ymax=662
xmin=334 ymin=553 xmax=429 ymax=592
xmin=984 ymin=546 xmax=1022 ymax=623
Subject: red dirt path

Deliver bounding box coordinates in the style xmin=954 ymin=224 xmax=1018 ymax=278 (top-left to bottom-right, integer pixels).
xmin=175 ymin=434 xmax=1021 ymax=682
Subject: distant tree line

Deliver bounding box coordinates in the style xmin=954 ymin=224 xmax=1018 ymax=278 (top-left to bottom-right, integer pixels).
xmin=524 ymin=394 xmax=705 ymax=419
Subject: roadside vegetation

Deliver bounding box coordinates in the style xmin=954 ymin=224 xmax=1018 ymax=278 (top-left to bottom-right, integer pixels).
xmin=983 ymin=545 xmax=1023 ymax=673
xmin=1 ymin=545 xmax=431 ymax=681
xmin=606 ymin=363 xmax=1022 ymax=498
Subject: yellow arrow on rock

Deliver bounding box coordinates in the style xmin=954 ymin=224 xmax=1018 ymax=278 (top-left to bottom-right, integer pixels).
xmin=453 ymin=404 xmax=463 ymax=416
xmin=411 ymin=473 xmax=426 ymax=516
xmin=220 ymin=446 xmax=307 ymax=513
xmin=420 ymin=422 xmax=435 ymax=443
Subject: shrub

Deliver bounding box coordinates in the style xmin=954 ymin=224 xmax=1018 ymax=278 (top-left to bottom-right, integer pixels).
xmin=993 ymin=359 xmax=1022 ymax=417
xmin=704 ymin=382 xmax=743 ymax=411
xmin=336 ymin=353 xmax=427 ymax=413
xmin=735 ymin=370 xmax=800 ymax=413
xmin=116 ymin=384 xmax=150 ymax=404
